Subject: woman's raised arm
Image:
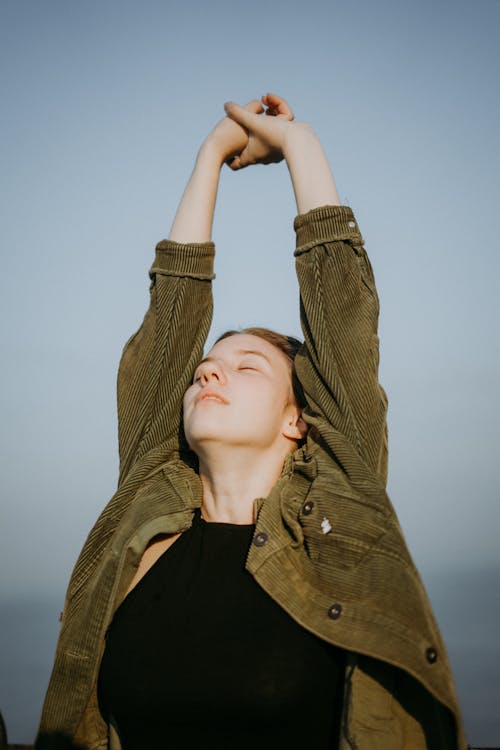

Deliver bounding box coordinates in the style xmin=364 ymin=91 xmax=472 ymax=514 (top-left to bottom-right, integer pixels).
xmin=117 ymin=102 xmax=263 ymax=482
xmin=224 ymin=95 xmax=340 ymax=213
xmin=168 ymin=100 xmax=264 ymax=242
xmin=225 ymin=98 xmax=387 ymax=483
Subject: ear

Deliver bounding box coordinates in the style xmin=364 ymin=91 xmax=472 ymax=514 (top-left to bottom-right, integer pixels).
xmin=282 ymin=406 xmax=308 ymax=441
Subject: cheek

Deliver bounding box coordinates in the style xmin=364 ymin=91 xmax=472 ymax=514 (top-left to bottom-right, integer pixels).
xmin=182 ymin=387 xmax=196 ymax=423
xmin=245 ymin=383 xmax=286 ymax=423
xmin=183 ymin=385 xmax=195 ymax=407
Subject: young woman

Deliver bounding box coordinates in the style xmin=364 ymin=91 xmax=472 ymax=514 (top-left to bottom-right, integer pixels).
xmin=37 ymin=95 xmax=466 ymax=749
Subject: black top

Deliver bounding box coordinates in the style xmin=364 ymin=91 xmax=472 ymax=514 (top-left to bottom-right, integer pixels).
xmin=98 ymin=509 xmax=345 ymax=749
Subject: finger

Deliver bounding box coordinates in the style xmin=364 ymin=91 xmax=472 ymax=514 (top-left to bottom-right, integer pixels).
xmin=262 ymin=93 xmax=277 ymax=115
xmin=224 ymin=101 xmax=261 ymax=130
xmin=227 ymin=154 xmax=243 ymax=171
xmin=265 ymin=92 xmax=290 ymax=110
xmin=243 ymin=99 xmax=264 ymax=115
xmin=263 ymin=92 xmax=294 ymax=121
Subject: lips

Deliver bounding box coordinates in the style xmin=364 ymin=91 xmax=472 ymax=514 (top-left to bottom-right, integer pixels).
xmin=196 ymin=390 xmax=229 ymax=405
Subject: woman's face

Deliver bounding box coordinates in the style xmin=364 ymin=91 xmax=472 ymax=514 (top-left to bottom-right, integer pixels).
xmin=183 ymin=334 xmax=302 ymax=455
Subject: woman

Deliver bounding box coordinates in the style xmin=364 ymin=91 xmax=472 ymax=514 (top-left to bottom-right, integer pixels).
xmin=37 ymin=95 xmax=467 ymax=749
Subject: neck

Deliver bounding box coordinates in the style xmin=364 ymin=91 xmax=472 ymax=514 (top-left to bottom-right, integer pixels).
xmin=197 ymin=444 xmax=291 ymax=524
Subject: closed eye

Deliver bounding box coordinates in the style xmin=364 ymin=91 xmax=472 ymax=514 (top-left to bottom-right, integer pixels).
xmin=238 ymin=364 xmax=261 ymax=372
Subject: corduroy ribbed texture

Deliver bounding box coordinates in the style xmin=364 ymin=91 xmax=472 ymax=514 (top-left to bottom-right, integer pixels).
xmin=37 ymin=207 xmax=466 ymax=750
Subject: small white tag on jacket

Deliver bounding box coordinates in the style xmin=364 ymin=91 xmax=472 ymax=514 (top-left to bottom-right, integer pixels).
xmin=321 ymin=517 xmax=332 ymax=534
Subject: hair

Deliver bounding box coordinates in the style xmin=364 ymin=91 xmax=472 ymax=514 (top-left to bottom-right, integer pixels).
xmin=215 ymin=327 xmax=306 ymax=409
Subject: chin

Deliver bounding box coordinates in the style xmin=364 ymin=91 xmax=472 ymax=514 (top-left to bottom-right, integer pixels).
xmin=186 ymin=427 xmax=259 ymax=454
xmin=184 ymin=425 xmax=225 ymax=452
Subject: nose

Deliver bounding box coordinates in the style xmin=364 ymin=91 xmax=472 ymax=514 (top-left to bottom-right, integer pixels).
xmin=198 ymin=359 xmax=226 ymax=385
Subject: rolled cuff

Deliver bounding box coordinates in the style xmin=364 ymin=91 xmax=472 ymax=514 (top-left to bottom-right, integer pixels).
xmin=149 ymin=240 xmax=216 ymax=280
xmin=294 ymin=205 xmax=363 ymax=256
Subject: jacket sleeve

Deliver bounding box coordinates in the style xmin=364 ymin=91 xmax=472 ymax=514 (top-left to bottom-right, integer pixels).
xmin=294 ymin=205 xmax=388 ymax=485
xmin=117 ymin=240 xmax=215 ymax=484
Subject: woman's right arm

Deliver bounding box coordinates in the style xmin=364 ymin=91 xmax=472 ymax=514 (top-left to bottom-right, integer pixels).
xmin=168 ymin=102 xmax=263 ymax=242
xmin=117 ymin=104 xmax=262 ymax=484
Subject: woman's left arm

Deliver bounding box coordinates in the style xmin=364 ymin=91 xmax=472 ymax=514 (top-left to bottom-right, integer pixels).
xmin=225 ymin=101 xmax=388 ymax=483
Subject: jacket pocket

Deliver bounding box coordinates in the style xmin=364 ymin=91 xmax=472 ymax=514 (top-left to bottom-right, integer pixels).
xmin=298 ymin=483 xmax=387 ymax=572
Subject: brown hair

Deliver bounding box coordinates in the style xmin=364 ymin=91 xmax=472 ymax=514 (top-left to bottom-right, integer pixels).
xmin=215 ymin=327 xmax=306 ymax=409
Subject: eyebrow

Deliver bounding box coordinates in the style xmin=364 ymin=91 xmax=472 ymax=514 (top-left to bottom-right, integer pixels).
xmin=196 ymin=349 xmax=272 ymax=368
xmin=238 ymin=349 xmax=273 ymax=365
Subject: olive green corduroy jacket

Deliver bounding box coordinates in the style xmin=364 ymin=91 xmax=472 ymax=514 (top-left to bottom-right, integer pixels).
xmin=37 ymin=206 xmax=467 ymax=749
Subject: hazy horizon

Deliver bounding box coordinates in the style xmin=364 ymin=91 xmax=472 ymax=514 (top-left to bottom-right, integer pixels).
xmin=2 ymin=563 xmax=499 ymax=744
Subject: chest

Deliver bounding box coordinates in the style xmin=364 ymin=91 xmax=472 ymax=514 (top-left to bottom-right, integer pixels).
xmin=98 ymin=511 xmax=345 ymax=748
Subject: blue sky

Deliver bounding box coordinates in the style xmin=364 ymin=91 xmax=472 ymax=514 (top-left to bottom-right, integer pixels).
xmin=1 ymin=0 xmax=499 ymax=743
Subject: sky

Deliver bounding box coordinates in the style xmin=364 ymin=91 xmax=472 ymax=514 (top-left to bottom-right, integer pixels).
xmin=1 ymin=0 xmax=499 ymax=744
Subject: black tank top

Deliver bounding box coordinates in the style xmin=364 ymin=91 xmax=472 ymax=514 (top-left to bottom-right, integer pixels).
xmin=98 ymin=509 xmax=344 ymax=749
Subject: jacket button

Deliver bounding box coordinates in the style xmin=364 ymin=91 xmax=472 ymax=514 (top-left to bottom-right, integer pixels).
xmin=302 ymin=500 xmax=315 ymax=515
xmin=253 ymin=531 xmax=268 ymax=547
xmin=425 ymin=647 xmax=438 ymax=664
xmin=328 ymin=603 xmax=342 ymax=620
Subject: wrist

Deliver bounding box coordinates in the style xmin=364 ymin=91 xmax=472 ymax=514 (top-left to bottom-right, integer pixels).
xmin=282 ymin=124 xmax=340 ymax=213
xmin=282 ymin=122 xmax=318 ymax=158
xmin=168 ymin=140 xmax=223 ymax=244
xmin=199 ymin=134 xmax=231 ymax=167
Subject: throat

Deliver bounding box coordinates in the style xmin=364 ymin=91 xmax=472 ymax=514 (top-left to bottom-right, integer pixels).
xmin=197 ymin=449 xmax=286 ymax=524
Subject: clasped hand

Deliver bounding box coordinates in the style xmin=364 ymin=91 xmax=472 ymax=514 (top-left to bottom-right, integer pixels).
xmin=206 ymin=93 xmax=297 ymax=170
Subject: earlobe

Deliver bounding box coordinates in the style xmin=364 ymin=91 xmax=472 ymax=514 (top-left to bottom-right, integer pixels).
xmin=295 ymin=416 xmax=309 ymax=440
xmin=283 ymin=412 xmax=308 ymax=441
xmin=296 ymin=415 xmax=308 ymax=440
